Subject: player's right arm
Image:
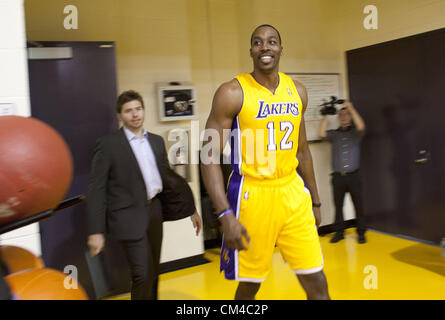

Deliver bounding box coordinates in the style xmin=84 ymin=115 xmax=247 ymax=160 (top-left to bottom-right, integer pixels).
xmin=201 ymin=79 xmax=250 ymax=251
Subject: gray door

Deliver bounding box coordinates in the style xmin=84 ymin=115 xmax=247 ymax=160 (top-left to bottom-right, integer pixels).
xmin=347 ymin=28 xmax=445 ymax=244
xmin=28 ymin=41 xmax=130 ymax=298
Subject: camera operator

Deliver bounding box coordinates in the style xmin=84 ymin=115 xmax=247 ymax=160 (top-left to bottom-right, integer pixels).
xmin=319 ymin=101 xmax=367 ymax=244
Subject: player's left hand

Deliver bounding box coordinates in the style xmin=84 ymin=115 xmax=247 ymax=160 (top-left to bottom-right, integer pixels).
xmin=313 ymin=207 xmax=321 ymax=228
xmin=190 ymin=211 xmax=202 ymax=236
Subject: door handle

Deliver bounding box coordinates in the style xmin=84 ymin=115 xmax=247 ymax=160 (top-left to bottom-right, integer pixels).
xmin=414 ymin=158 xmax=428 ymax=164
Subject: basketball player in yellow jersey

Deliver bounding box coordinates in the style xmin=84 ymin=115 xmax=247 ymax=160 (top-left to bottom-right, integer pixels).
xmin=201 ymin=24 xmax=330 ymax=300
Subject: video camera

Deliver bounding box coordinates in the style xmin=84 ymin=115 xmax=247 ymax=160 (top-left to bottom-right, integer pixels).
xmin=320 ymin=96 xmax=345 ymax=115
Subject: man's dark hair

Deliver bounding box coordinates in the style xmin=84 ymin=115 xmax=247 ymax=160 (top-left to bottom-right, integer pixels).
xmin=250 ymin=24 xmax=282 ymax=45
xmin=117 ymin=90 xmax=144 ymax=113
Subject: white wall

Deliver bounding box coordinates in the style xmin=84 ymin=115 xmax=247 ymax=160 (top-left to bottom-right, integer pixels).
xmin=0 ymin=0 xmax=41 ymax=255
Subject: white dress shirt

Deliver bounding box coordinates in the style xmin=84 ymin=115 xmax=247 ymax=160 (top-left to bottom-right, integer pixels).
xmin=123 ymin=126 xmax=163 ymax=200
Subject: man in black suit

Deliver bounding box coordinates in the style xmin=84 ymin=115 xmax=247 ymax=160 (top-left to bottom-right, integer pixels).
xmin=86 ymin=90 xmax=201 ymax=300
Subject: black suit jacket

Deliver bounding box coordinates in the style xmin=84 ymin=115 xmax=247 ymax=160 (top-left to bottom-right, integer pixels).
xmin=86 ymin=128 xmax=196 ymax=240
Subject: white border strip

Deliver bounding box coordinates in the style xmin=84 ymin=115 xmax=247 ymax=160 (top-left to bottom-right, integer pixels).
xmin=293 ymin=264 xmax=324 ymax=275
xmin=236 ymin=116 xmax=242 ymax=173
xmin=238 ymin=277 xmax=267 ymax=283
xmin=293 ymin=239 xmax=325 ymax=275
xmin=234 ymin=175 xmax=244 ymax=281
xmin=297 ymin=172 xmax=311 ymax=195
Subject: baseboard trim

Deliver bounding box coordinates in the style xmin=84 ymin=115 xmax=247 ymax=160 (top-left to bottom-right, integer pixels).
xmin=159 ymin=254 xmax=210 ymax=275
xmin=367 ymin=228 xmax=442 ymax=247
xmin=204 ymin=238 xmax=222 ymax=250
xmin=318 ymin=219 xmax=357 ymax=236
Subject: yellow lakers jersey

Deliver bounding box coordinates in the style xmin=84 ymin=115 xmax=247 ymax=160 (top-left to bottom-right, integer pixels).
xmin=230 ymin=72 xmax=303 ymax=179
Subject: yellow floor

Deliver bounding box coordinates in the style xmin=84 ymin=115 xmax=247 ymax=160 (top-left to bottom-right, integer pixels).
xmin=107 ymin=230 xmax=445 ymax=300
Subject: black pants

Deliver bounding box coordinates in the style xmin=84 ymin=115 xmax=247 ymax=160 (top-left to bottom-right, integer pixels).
xmin=120 ymin=198 xmax=163 ymax=300
xmin=331 ymin=171 xmax=366 ymax=235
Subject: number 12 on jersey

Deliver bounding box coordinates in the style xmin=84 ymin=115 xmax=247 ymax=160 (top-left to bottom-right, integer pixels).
xmin=267 ymin=121 xmax=294 ymax=151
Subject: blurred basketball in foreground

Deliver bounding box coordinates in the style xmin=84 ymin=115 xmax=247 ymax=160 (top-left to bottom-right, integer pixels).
xmin=5 ymin=268 xmax=88 ymax=300
xmin=0 ymin=116 xmax=73 ymax=226
xmin=0 ymin=245 xmax=44 ymax=274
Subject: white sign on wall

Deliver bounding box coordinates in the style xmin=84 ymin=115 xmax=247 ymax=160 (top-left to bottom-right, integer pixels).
xmin=287 ymin=73 xmax=342 ymax=141
xmin=0 ymin=103 xmax=15 ymax=116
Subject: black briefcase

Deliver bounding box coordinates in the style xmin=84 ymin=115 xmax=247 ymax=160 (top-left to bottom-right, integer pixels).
xmin=85 ymin=251 xmax=114 ymax=299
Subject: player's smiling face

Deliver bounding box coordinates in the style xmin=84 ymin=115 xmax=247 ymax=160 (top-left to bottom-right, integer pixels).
xmin=250 ymin=26 xmax=282 ymax=72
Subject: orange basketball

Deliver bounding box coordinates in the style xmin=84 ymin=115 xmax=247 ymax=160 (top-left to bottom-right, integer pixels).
xmin=0 ymin=116 xmax=73 ymax=226
xmin=5 ymin=268 xmax=88 ymax=300
xmin=0 ymin=245 xmax=44 ymax=274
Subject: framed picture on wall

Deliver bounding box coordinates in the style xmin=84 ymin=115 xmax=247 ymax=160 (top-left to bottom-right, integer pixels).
xmin=157 ymin=83 xmax=198 ymax=121
xmin=286 ymin=73 xmax=342 ymax=142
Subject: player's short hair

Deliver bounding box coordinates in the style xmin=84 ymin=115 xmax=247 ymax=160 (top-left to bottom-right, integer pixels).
xmin=117 ymin=90 xmax=145 ymax=113
xmin=250 ymin=24 xmax=282 ymax=45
